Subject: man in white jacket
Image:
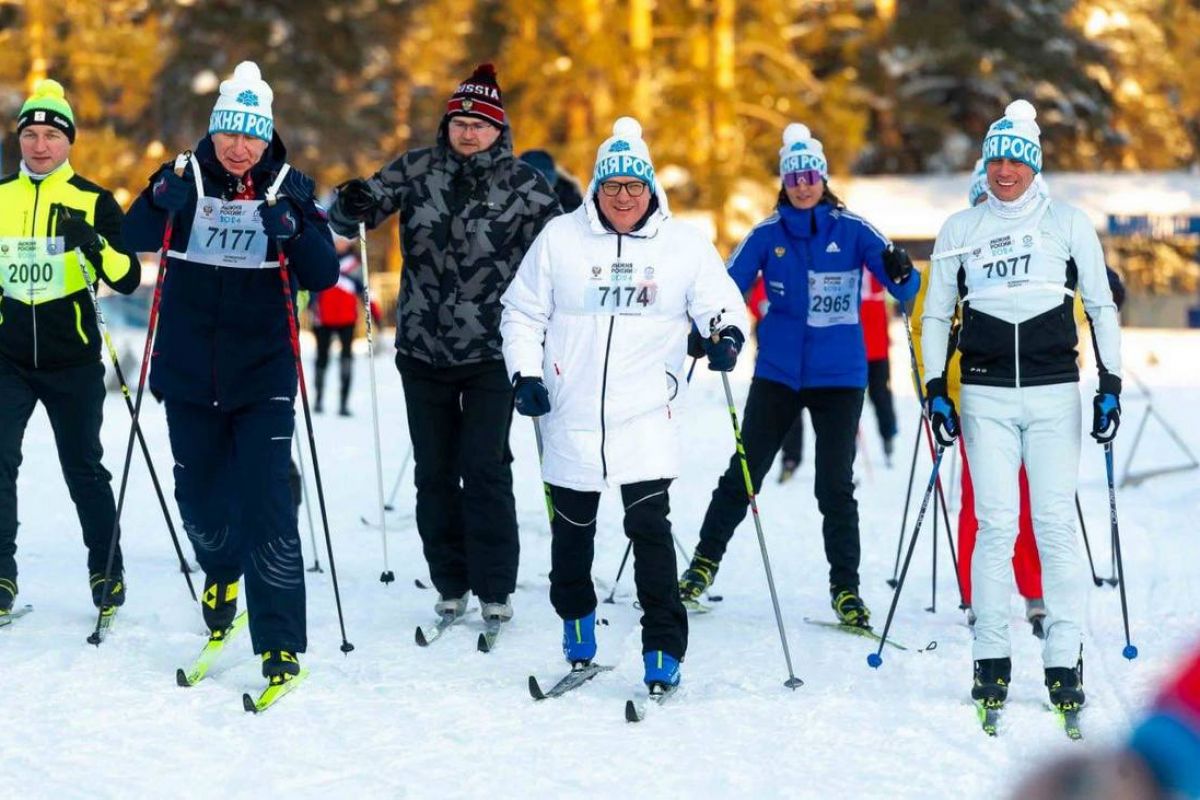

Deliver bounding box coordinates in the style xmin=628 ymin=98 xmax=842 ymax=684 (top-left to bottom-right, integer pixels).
xmin=501 ymin=117 xmax=748 ymax=692
xmin=921 ymin=100 xmax=1123 ymax=721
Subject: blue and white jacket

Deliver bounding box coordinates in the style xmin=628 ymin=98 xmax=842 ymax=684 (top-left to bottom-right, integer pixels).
xmin=728 ymin=199 xmax=919 ymax=391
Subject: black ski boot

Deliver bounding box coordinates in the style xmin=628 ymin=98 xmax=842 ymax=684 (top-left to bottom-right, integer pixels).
xmin=831 ymin=587 xmax=871 ymax=628
xmin=89 ymin=572 xmax=126 ymax=609
xmin=971 ymin=657 xmax=1011 ymax=706
xmin=1045 ymin=664 xmax=1085 ymax=711
xmin=679 ymin=552 xmax=720 ymax=602
xmin=0 ymin=577 xmax=16 ymax=613
xmin=261 ymin=651 xmax=301 ymax=685
xmin=202 ymin=578 xmax=239 ymax=634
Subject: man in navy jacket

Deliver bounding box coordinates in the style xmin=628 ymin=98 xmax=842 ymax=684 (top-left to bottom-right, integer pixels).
xmin=123 ymin=62 xmax=337 ymax=686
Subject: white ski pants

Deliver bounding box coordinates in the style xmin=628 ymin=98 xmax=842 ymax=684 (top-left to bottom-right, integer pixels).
xmin=960 ymin=382 xmax=1084 ymax=668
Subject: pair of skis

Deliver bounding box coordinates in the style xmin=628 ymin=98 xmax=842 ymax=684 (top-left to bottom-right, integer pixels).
xmin=527 ymin=662 xmax=677 ymax=722
xmin=175 ymin=612 xmax=307 ymax=713
xmin=975 ymin=700 xmax=1083 ymax=740
xmin=415 ymin=613 xmax=504 ymax=653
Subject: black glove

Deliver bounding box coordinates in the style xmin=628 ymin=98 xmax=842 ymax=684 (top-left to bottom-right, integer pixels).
xmin=686 ymin=328 xmax=706 ymax=360
xmin=513 ymin=373 xmax=551 ymax=417
xmin=259 ymin=197 xmax=303 ymax=242
xmin=924 ymin=378 xmax=960 ymax=448
xmin=703 ymin=326 xmax=744 ymax=372
xmin=336 ymin=178 xmax=376 ymax=222
xmin=57 ymin=210 xmax=102 ymax=257
xmin=151 ymin=169 xmax=190 ymax=213
xmin=882 ymin=244 xmax=914 ymax=284
xmin=1091 ymin=374 xmax=1122 ymax=443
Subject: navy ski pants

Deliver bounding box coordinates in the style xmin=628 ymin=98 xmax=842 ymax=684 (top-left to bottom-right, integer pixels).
xmin=165 ymin=397 xmax=306 ymax=654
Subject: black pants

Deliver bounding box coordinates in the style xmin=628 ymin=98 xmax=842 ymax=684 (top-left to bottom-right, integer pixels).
xmin=866 ymin=358 xmax=897 ymax=441
xmin=697 ymin=378 xmax=865 ymax=590
xmin=396 ymin=354 xmax=518 ymax=603
xmin=314 ymin=325 xmax=354 ymax=410
xmin=549 ymin=479 xmax=687 ymax=660
xmin=0 ymin=356 xmax=121 ymax=581
xmin=166 ymin=398 xmax=306 ymax=654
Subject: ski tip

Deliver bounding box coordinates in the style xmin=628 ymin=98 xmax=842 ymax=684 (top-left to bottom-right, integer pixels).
xmin=528 ymin=675 xmax=545 ymax=701
xmin=242 ymin=693 xmax=259 ymax=713
xmin=176 ymin=668 xmax=192 ymax=688
xmin=415 ymin=627 xmax=429 ymax=647
xmin=624 ymin=699 xmax=642 ymax=723
xmin=867 ymin=652 xmax=883 ymax=669
xmin=1122 ymin=644 xmax=1139 ymax=660
xmin=477 ymin=633 xmax=490 ymax=653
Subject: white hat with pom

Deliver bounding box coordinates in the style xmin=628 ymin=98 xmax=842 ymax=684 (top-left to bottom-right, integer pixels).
xmin=779 ymin=123 xmax=828 ymax=179
xmin=593 ymin=116 xmax=655 ymax=190
xmin=208 ymin=61 xmax=275 ymax=143
xmin=982 ymin=99 xmax=1042 ymax=173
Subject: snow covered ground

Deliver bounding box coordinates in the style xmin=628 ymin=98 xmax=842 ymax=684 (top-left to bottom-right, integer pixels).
xmin=5 ymin=327 xmax=1198 ymax=799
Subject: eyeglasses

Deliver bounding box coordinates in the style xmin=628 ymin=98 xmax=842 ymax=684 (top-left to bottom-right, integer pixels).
xmin=783 ymin=170 xmax=824 ymax=188
xmin=599 ymin=181 xmax=648 ymax=197
xmin=449 ymin=119 xmax=494 ymax=134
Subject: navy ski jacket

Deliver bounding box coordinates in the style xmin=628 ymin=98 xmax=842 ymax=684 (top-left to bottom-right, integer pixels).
xmin=728 ymin=199 xmax=920 ymax=391
xmin=123 ymin=135 xmax=338 ymax=409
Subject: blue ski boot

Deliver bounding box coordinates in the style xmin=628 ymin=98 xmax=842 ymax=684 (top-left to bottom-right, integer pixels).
xmin=562 ymin=611 xmax=597 ymax=665
xmin=643 ymin=650 xmax=681 ymax=689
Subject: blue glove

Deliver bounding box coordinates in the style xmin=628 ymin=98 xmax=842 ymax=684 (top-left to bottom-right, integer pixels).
xmin=259 ymin=197 xmax=303 ymax=242
xmin=1091 ymin=393 xmax=1121 ymax=443
xmin=924 ymin=378 xmax=959 ymax=447
xmin=703 ymin=326 xmax=744 ymax=372
xmin=151 ymin=169 xmax=190 ymax=213
xmin=513 ymin=374 xmax=551 ymax=417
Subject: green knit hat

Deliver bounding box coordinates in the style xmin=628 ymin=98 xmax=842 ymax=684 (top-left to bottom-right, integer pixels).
xmin=18 ymin=79 xmax=76 ymax=143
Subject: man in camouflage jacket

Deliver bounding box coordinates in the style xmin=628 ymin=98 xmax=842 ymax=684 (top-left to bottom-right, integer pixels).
xmin=331 ymin=63 xmax=561 ymax=623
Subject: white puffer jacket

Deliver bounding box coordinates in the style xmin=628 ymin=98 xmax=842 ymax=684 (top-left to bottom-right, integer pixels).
xmin=501 ymin=186 xmax=748 ymax=491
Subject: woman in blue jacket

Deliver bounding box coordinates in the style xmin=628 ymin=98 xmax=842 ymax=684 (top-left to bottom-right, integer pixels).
xmin=122 ymin=63 xmax=337 ymax=687
xmin=679 ymin=123 xmax=919 ymax=627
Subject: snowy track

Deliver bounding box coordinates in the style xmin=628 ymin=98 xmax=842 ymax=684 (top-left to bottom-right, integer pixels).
xmin=4 ymin=329 xmax=1197 ymax=798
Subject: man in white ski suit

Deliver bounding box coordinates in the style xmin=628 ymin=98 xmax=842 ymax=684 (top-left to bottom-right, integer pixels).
xmin=921 ymin=100 xmax=1122 ymax=708
xmin=501 ymin=117 xmax=748 ymax=689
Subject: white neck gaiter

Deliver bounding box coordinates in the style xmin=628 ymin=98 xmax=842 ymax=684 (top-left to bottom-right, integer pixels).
xmin=986 ymin=174 xmax=1048 ymax=220
xmin=20 ymin=160 xmax=65 ymax=182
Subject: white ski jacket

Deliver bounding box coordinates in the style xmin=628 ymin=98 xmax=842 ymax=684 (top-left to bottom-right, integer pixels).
xmin=923 ymin=189 xmax=1122 ymax=391
xmin=501 ymin=187 xmax=748 ymax=491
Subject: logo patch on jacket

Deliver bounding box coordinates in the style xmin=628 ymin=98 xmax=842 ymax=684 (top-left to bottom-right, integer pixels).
xmin=825 ymin=241 xmax=841 ymax=253
xmin=590 ymin=265 xmax=602 ymax=280
xmin=774 ymin=246 xmax=785 ymax=258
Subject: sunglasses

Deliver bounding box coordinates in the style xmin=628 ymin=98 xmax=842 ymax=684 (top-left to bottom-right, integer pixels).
xmin=783 ymin=170 xmax=824 ymax=188
xmin=599 ymin=181 xmax=648 ymax=197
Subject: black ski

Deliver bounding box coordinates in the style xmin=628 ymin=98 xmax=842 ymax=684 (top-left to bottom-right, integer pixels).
xmin=529 ymin=663 xmax=614 ymax=700
xmin=625 ymin=683 xmax=679 ymax=722
xmin=0 ymin=604 xmax=33 ymax=628
xmin=477 ymin=619 xmax=503 ymax=653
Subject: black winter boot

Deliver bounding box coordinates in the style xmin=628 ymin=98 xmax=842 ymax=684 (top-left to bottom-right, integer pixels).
xmin=261 ymin=651 xmax=301 ymax=684
xmin=971 ymin=657 xmax=1012 ymax=706
xmin=90 ymin=572 xmax=126 ymax=609
xmin=1045 ymin=664 xmax=1085 ymax=710
xmin=202 ymin=577 xmax=239 ymax=634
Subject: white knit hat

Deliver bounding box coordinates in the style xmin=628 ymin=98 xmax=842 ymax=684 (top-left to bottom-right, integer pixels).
xmin=779 ymin=123 xmax=828 ymax=179
xmin=592 ymin=117 xmax=655 ymax=190
xmin=982 ymin=99 xmax=1042 ymax=173
xmin=968 ymin=158 xmax=989 ymax=205
xmin=208 ymin=61 xmax=275 ymax=143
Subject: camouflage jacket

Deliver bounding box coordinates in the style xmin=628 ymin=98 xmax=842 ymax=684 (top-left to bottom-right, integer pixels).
xmin=330 ymin=124 xmax=562 ymax=367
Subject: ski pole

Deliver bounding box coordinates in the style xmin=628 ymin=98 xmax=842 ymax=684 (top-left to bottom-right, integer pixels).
xmin=868 ymin=445 xmax=946 ymax=668
xmin=717 ymin=363 xmax=802 ymax=689
xmin=1076 ymin=493 xmax=1101 ymax=587
xmin=89 ymin=152 xmax=189 ymax=645
xmin=888 ymin=415 xmax=922 ymax=588
xmin=926 ymin=484 xmax=938 ymax=613
xmin=901 ymin=309 xmax=966 ymax=608
xmin=71 ymin=234 xmax=196 ymax=603
xmin=357 ymin=222 xmax=394 ymax=585
xmin=384 ymin=447 xmax=410 ymax=511
xmin=269 ymin=179 xmax=353 ymax=654
xmin=1104 ymin=443 xmax=1137 ymax=660
xmin=603 ymin=357 xmax=701 ymax=605
xmin=293 ymin=434 xmax=322 ymax=573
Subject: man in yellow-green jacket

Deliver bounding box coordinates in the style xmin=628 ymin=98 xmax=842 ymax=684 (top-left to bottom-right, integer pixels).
xmin=0 ymin=79 xmax=140 ymax=617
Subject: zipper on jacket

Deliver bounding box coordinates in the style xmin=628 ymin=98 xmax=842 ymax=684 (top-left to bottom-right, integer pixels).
xmin=598 ymin=233 xmax=622 ymax=479
xmin=1013 ymin=320 xmax=1021 ymax=387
